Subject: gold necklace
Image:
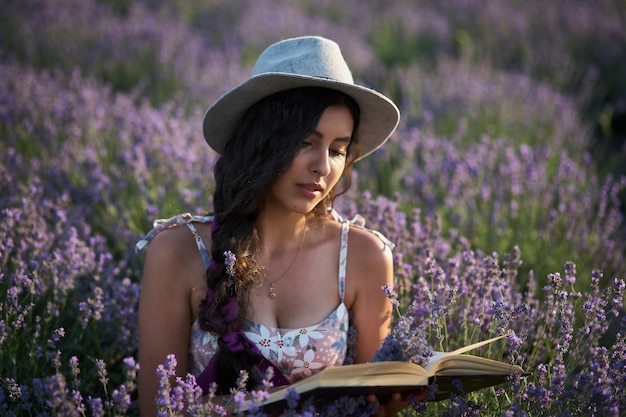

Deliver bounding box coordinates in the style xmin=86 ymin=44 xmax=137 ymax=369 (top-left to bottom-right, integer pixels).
xmin=264 ymin=218 xmax=308 ymax=299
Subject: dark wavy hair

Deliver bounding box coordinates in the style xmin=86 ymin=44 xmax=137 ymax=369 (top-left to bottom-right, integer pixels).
xmin=199 ymin=87 xmax=361 ymax=392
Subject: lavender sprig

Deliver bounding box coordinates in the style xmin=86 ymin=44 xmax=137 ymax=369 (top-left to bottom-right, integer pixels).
xmin=372 ymin=315 xmax=434 ymax=367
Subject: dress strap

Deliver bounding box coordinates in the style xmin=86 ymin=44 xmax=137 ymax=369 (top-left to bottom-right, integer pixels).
xmin=330 ymin=209 xmax=395 ymax=250
xmin=184 ymin=222 xmax=213 ymax=270
xmin=338 ymin=221 xmax=349 ymax=301
xmin=135 ymin=213 xmax=215 ymax=270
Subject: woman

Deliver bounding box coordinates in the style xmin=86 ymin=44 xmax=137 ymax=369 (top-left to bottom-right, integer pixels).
xmin=137 ymin=36 xmax=409 ymax=416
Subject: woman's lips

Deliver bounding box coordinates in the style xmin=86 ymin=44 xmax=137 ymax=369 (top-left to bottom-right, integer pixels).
xmin=298 ymin=183 xmax=323 ymax=198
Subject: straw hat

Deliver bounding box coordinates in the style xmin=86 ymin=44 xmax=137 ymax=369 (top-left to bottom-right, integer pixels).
xmin=202 ymin=36 xmax=400 ymax=161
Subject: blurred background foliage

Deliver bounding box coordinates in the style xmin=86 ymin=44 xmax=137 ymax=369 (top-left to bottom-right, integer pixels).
xmin=1 ymin=0 xmax=625 ymax=286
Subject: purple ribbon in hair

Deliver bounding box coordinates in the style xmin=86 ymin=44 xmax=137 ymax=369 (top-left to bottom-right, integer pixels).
xmin=210 ymin=216 xmax=220 ymax=237
xmin=222 ymin=331 xmax=247 ymax=352
xmin=196 ymin=288 xmax=290 ymax=394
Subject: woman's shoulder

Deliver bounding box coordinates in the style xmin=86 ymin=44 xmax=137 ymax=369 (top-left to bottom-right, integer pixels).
xmin=136 ymin=213 xmax=213 ymax=251
xmin=346 ymin=224 xmax=393 ymax=273
xmin=329 ymin=210 xmax=394 ymax=254
xmin=348 ymin=222 xmax=389 ymax=250
xmin=325 ymin=211 xmax=393 ymax=272
xmin=137 ymin=214 xmax=214 ymax=272
xmin=146 ymin=223 xmax=201 ymax=256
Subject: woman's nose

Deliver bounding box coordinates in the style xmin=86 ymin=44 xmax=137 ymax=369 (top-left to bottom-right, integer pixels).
xmin=311 ymin=149 xmax=331 ymax=176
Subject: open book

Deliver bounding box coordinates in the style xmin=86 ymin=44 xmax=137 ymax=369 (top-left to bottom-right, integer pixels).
xmin=242 ymin=335 xmax=525 ymax=412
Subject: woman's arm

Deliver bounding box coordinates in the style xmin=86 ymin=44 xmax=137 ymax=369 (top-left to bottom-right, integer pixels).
xmin=347 ymin=227 xmax=418 ymax=416
xmin=137 ymin=229 xmax=197 ymax=417
xmin=347 ymin=227 xmax=394 ymax=364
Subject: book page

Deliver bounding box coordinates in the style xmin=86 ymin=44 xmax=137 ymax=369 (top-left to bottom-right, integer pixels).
xmin=431 ymin=356 xmax=523 ymax=375
xmin=257 ymin=361 xmax=430 ymax=409
xmin=293 ymin=361 xmax=429 ymax=389
xmin=424 ymin=335 xmax=508 ymax=375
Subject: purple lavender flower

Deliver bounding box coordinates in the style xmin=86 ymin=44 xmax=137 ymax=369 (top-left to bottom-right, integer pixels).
xmin=155 ymin=363 xmax=172 ymax=411
xmin=232 ymin=390 xmax=248 ymax=413
xmin=284 ymin=387 xmax=300 ymax=410
xmin=5 ymin=378 xmax=21 ymax=401
xmin=317 ymin=394 xmax=376 ymax=417
xmin=170 ymin=381 xmax=185 ymax=413
xmin=122 ymin=356 xmax=140 ymax=392
xmin=95 ymin=359 xmax=108 ymax=386
xmin=381 ymin=283 xmax=400 ymax=308
xmin=112 ymin=384 xmax=132 ymax=413
xmin=224 ymin=250 xmax=237 ymax=277
xmin=249 ymin=389 xmax=270 ymax=405
xmin=372 ymin=315 xmax=434 ymax=366
xmin=71 ymin=389 xmax=86 ymax=413
xmin=88 ymin=396 xmax=105 ymax=417
xmin=68 ymin=356 xmax=81 ymax=389
xmin=507 ymin=330 xmax=524 ymax=352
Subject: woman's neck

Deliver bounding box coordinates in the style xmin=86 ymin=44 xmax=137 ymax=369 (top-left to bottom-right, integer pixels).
xmin=255 ymin=211 xmax=309 ymax=258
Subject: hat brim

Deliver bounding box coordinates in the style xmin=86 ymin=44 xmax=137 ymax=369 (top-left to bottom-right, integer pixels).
xmin=202 ymin=73 xmax=400 ymax=161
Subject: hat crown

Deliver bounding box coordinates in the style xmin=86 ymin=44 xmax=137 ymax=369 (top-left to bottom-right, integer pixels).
xmin=251 ymin=36 xmax=355 ymax=84
xmin=203 ymin=36 xmax=399 ymax=160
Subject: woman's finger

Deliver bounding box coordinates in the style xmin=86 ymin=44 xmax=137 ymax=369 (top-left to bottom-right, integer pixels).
xmin=366 ymin=392 xmax=407 ymax=417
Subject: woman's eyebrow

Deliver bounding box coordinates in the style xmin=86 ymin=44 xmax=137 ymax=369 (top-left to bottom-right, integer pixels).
xmin=311 ymin=129 xmax=351 ymax=143
xmin=334 ymin=136 xmax=352 ymax=144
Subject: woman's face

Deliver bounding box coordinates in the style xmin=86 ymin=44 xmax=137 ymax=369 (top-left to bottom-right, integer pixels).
xmin=265 ymin=104 xmax=354 ymax=215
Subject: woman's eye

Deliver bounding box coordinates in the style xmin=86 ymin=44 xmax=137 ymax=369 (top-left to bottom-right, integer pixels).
xmin=331 ymin=149 xmax=347 ymax=157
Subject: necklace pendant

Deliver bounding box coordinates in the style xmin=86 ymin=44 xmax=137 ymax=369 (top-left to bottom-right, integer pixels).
xmin=269 ymin=282 xmax=277 ymax=299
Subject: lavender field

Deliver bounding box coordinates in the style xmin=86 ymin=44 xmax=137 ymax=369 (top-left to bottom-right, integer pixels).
xmin=1 ymin=0 xmax=625 ymax=415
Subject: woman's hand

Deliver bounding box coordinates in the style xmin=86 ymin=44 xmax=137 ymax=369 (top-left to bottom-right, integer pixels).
xmin=366 ymin=388 xmax=428 ymax=417
xmin=366 ymin=393 xmax=405 ymax=417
